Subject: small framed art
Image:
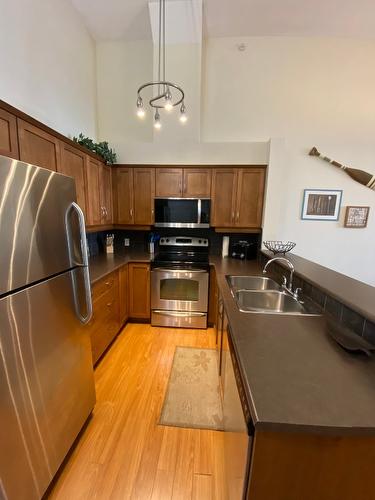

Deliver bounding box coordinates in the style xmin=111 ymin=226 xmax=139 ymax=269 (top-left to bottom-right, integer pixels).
xmin=301 ymin=189 xmax=342 ymax=221
xmin=344 ymin=206 xmax=370 ymax=228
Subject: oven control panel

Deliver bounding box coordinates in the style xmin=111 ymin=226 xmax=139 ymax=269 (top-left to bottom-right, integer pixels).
xmin=159 ymin=236 xmax=209 ymax=247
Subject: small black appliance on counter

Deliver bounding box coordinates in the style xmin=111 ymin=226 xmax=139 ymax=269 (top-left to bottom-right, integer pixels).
xmin=229 ymin=239 xmax=257 ymax=260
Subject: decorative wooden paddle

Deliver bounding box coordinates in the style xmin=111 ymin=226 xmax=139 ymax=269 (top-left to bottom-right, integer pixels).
xmin=309 ymin=147 xmax=375 ymax=191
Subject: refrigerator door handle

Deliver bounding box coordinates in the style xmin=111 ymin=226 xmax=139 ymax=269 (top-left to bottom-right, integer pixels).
xmin=66 ymin=202 xmax=93 ymax=324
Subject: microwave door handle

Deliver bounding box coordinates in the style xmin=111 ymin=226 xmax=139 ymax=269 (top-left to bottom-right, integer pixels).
xmin=197 ymin=199 xmax=201 ymax=225
xmin=66 ymin=202 xmax=93 ymax=324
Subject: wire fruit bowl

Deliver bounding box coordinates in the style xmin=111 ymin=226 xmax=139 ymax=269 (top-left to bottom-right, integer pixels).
xmin=263 ymin=241 xmax=296 ymax=255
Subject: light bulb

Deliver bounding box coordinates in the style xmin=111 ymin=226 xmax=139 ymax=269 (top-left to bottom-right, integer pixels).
xmin=154 ymin=110 xmax=162 ymax=129
xmin=136 ymin=96 xmax=145 ymax=119
xmin=179 ymin=103 xmax=187 ymax=123
xmin=164 ymin=88 xmax=173 ymax=111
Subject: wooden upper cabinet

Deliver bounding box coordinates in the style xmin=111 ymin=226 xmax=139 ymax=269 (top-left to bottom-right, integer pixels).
xmin=17 ymin=119 xmax=60 ymax=171
xmin=59 ymin=142 xmax=87 ymax=216
xmin=85 ymin=157 xmax=102 ymax=226
xmin=235 ymin=168 xmax=265 ymax=228
xmin=0 ymin=108 xmax=19 ymax=159
xmin=113 ymin=167 xmax=134 ymax=224
xmin=100 ymin=164 xmax=113 ymax=224
xmin=128 ymin=263 xmax=150 ymax=319
xmin=154 ymin=167 xmax=212 ymax=198
xmin=155 ymin=168 xmax=182 ymax=197
xmin=183 ymin=168 xmax=211 ymax=198
xmin=133 ymin=167 xmax=155 ymax=225
xmin=211 ymin=169 xmax=238 ymax=227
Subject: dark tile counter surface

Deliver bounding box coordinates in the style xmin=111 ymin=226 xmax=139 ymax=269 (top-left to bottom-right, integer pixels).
xmin=211 ymin=256 xmax=375 ymax=436
xmin=89 ymin=250 xmax=151 ymax=284
xmin=261 ymin=250 xmax=375 ymax=324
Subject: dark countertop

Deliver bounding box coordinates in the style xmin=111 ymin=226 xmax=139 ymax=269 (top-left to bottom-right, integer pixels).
xmin=211 ymin=256 xmax=375 ymax=436
xmin=261 ymin=250 xmax=375 ymax=324
xmin=89 ymin=251 xmax=375 ymax=435
xmin=89 ymin=250 xmax=151 ymax=284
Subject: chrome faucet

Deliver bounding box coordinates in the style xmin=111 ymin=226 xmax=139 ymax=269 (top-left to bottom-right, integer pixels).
xmin=263 ymin=257 xmax=295 ymax=292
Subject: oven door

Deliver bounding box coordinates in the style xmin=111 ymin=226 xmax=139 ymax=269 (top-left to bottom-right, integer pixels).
xmin=151 ymin=268 xmax=209 ymax=312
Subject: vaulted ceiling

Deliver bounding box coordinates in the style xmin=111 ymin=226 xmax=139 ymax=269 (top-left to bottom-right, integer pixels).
xmin=70 ymin=0 xmax=375 ymax=41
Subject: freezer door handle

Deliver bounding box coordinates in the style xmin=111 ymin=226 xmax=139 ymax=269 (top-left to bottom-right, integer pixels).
xmin=66 ymin=202 xmax=93 ymax=324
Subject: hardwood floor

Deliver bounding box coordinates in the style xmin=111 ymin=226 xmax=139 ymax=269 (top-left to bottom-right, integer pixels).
xmin=48 ymin=324 xmax=225 ymax=500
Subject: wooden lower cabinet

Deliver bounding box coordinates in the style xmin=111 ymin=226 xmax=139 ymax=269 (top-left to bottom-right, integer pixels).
xmin=247 ymin=431 xmax=375 ymax=500
xmin=119 ymin=265 xmax=129 ymax=325
xmin=128 ymin=263 xmax=150 ymax=319
xmin=89 ymin=270 xmax=120 ymax=365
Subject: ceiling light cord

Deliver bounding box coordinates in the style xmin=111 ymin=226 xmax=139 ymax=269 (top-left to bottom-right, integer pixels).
xmin=136 ymin=0 xmax=187 ymax=128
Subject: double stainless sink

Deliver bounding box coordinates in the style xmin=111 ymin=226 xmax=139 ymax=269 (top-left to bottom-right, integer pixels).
xmin=227 ymin=275 xmax=318 ymax=316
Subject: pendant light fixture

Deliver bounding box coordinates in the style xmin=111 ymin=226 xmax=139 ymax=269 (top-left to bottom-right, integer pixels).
xmin=136 ymin=0 xmax=187 ymax=129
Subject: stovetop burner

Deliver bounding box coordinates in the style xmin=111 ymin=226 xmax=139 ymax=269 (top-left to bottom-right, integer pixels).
xmin=152 ymin=235 xmax=209 ymax=270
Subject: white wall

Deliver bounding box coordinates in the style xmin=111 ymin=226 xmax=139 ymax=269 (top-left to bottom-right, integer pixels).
xmin=0 ymin=0 xmax=97 ymax=139
xmin=203 ymin=37 xmax=375 ymax=286
xmin=96 ymin=40 xmax=154 ymax=145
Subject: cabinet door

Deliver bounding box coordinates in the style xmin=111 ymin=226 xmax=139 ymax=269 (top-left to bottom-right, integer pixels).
xmin=100 ymin=164 xmax=113 ymax=224
xmin=18 ymin=119 xmax=60 ymax=171
xmin=133 ymin=168 xmax=155 ymax=225
xmin=113 ymin=167 xmax=134 ymax=224
xmin=0 ymin=108 xmax=19 ymax=159
xmin=183 ymin=168 xmax=211 ymax=198
xmin=235 ymin=168 xmax=265 ymax=228
xmin=128 ymin=263 xmax=150 ymax=319
xmin=211 ymin=169 xmax=238 ymax=227
xmin=85 ymin=157 xmax=102 ymax=226
xmin=119 ymin=265 xmax=129 ymax=326
xmin=155 ymin=168 xmax=183 ymax=197
xmin=59 ymin=142 xmax=87 ymax=217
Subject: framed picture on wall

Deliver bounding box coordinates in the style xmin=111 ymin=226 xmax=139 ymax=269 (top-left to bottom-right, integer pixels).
xmin=344 ymin=206 xmax=370 ymax=228
xmin=301 ymin=189 xmax=342 ymax=221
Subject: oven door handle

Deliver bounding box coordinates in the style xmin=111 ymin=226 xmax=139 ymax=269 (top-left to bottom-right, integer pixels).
xmin=153 ymin=310 xmax=206 ymax=317
xmin=152 ymin=268 xmax=208 ymax=274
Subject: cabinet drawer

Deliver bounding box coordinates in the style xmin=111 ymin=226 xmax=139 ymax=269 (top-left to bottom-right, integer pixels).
xmin=90 ymin=301 xmax=120 ymax=364
xmin=92 ymin=271 xmax=118 ymax=303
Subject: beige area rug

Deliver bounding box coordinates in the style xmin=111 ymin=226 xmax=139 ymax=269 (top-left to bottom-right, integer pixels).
xmin=159 ymin=347 xmax=223 ymax=431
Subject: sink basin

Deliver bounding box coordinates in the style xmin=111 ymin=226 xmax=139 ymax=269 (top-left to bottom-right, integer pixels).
xmin=226 ymin=275 xmax=281 ymax=291
xmin=234 ymin=290 xmax=306 ymax=315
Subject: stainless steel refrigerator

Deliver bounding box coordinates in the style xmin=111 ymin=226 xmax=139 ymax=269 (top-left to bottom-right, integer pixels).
xmin=0 ymin=155 xmax=95 ymax=500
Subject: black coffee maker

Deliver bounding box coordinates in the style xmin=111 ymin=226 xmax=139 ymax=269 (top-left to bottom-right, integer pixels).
xmin=230 ymin=240 xmax=257 ymax=260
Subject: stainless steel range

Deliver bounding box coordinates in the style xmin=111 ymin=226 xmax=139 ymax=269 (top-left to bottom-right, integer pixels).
xmin=151 ymin=236 xmax=209 ymax=329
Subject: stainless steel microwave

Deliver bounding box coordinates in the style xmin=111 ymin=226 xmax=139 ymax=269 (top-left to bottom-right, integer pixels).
xmin=154 ymin=198 xmax=210 ymax=228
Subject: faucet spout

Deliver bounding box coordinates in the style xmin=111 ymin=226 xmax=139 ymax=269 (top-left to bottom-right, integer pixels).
xmin=262 ymin=257 xmax=295 ymax=291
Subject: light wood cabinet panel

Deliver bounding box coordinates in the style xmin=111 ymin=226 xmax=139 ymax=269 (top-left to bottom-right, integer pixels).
xmin=100 ymin=164 xmax=113 ymax=224
xmin=0 ymin=108 xmax=19 ymax=159
xmin=85 ymin=157 xmax=102 ymax=226
xmin=133 ymin=168 xmax=155 ymax=225
xmin=59 ymin=142 xmax=87 ymax=217
xmin=211 ymin=169 xmax=238 ymax=227
xmin=183 ymin=168 xmax=211 ymax=198
xmin=235 ymin=168 xmax=265 ymax=228
xmin=113 ymin=167 xmax=134 ymax=224
xmin=128 ymin=263 xmax=150 ymax=319
xmin=119 ymin=265 xmax=129 ymax=325
xmin=155 ymin=168 xmax=183 ymax=197
xmin=18 ymin=118 xmax=60 ymax=171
